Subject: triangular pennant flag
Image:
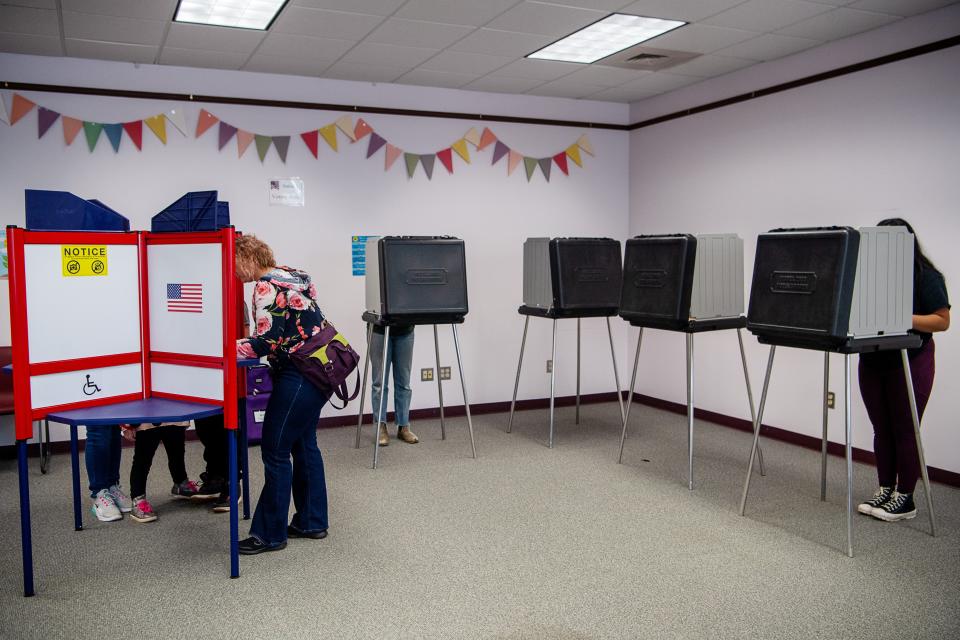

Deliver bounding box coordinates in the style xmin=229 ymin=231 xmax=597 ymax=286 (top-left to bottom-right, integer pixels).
xmin=404 ymin=153 xmax=420 ymax=179
xmin=421 ymin=154 xmax=436 ymax=180
xmin=37 ymin=107 xmax=60 ymax=139
xmin=354 ymin=118 xmax=373 ymax=140
xmin=255 ymin=134 xmax=272 ymax=162
xmin=237 ymin=130 xmax=255 ymax=158
xmin=538 ymin=158 xmax=552 ymax=182
xmin=301 ymin=130 xmax=319 ymax=158
xmin=385 ymin=144 xmax=402 ymax=171
xmin=577 ymin=134 xmax=594 ymax=156
xmin=553 ymin=151 xmax=569 ymax=176
xmin=507 ymin=150 xmax=522 ymax=176
xmin=437 ymin=148 xmax=454 ymax=174
xmin=492 ymin=140 xmax=509 ymax=165
xmin=0 ymin=94 xmax=8 ymax=124
xmin=524 ymin=157 xmax=538 ymax=182
xmin=566 ymin=144 xmax=582 ymax=168
xmin=218 ymin=122 xmax=237 ymax=150
xmin=335 ymin=115 xmax=356 ymax=142
xmin=196 ymin=109 xmax=219 ymax=138
xmin=319 ymin=124 xmax=338 ymax=152
xmin=62 ymin=117 xmax=83 ymax=146
xmin=83 ymin=122 xmax=103 ymax=152
xmin=366 ymin=132 xmax=387 ymax=159
xmin=272 ymin=136 xmax=290 ymax=163
xmin=478 ymin=127 xmax=497 ymax=151
xmin=165 ymin=108 xmax=188 ymax=136
xmin=451 ymin=139 xmax=470 ymax=164
xmin=123 ymin=120 xmax=143 ymax=150
xmin=10 ymin=94 xmax=36 ymax=126
xmin=463 ymin=127 xmax=481 ymax=147
xmin=103 ymin=123 xmax=123 ymax=152
xmin=144 ymin=115 xmax=167 ymax=144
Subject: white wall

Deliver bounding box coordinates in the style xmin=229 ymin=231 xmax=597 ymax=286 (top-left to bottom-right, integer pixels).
xmin=628 ymin=44 xmax=960 ymax=475
xmin=0 ymin=54 xmax=630 ymax=446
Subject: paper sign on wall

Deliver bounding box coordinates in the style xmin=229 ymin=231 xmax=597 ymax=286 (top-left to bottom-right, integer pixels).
xmin=352 ymin=235 xmax=375 ymax=276
xmin=61 ymin=245 xmax=108 ymax=277
xmin=269 ymin=177 xmax=305 ymax=207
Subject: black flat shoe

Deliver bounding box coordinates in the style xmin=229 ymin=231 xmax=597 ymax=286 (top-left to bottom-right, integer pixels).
xmin=287 ymin=526 xmax=328 ymax=540
xmin=238 ymin=537 xmax=287 ymax=555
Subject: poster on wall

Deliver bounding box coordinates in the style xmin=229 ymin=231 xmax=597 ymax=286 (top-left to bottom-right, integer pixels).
xmin=352 ymin=235 xmax=376 ymax=276
xmin=268 ymin=177 xmax=305 ymax=207
xmin=1 ymin=236 xmax=7 ymax=278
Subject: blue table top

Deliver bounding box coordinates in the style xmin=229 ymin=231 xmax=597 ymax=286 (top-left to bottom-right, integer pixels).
xmin=46 ymin=398 xmax=224 ymax=427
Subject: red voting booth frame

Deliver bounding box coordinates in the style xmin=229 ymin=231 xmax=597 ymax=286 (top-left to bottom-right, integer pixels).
xmin=6 ymin=226 xmax=241 ymax=597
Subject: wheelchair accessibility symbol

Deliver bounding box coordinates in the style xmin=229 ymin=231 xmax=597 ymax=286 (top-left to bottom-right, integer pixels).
xmin=82 ymin=374 xmax=102 ymax=396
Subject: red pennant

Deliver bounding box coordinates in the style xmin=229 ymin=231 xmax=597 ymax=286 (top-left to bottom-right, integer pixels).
xmin=437 ymin=148 xmax=454 ymax=174
xmin=195 ymin=109 xmax=219 ymax=137
xmin=553 ymin=152 xmax=569 ymax=176
xmin=301 ymin=129 xmax=319 ymax=159
xmin=123 ymin=121 xmax=143 ymax=151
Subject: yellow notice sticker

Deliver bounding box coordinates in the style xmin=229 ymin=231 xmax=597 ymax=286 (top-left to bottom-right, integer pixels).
xmin=61 ymin=245 xmax=109 ymax=277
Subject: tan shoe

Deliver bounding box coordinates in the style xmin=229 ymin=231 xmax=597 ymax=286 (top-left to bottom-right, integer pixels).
xmin=377 ymin=423 xmax=389 ymax=447
xmin=397 ymin=426 xmax=419 ymax=444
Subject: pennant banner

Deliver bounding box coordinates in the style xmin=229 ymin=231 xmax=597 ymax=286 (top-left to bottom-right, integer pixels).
xmin=404 ymin=153 xmax=420 ymax=179
xmin=255 ymin=135 xmax=272 ymax=162
xmin=366 ymin=132 xmax=386 ymax=159
xmin=83 ymin=122 xmax=103 ymax=152
xmin=63 ymin=117 xmax=83 ymax=146
xmin=144 ymin=115 xmax=167 ymax=144
xmin=10 ymin=94 xmax=36 ymax=126
xmin=37 ymin=107 xmax=60 ymax=139
xmin=196 ymin=109 xmax=219 ymax=138
xmin=0 ymin=94 xmax=8 ymax=125
xmin=124 ymin=121 xmax=143 ymax=151
xmin=437 ymin=148 xmax=454 ymax=174
xmin=237 ymin=130 xmax=255 ymax=158
xmin=385 ymin=144 xmax=402 ymax=171
xmin=319 ymin=124 xmax=338 ymax=152
xmin=301 ymin=129 xmax=319 ymax=159
xmin=272 ymin=136 xmax=291 ymax=163
xmin=421 ymin=154 xmax=436 ymax=180
xmin=218 ymin=122 xmax=238 ymax=150
xmin=354 ymin=118 xmax=373 ymax=140
xmin=104 ymin=123 xmax=123 ymax=152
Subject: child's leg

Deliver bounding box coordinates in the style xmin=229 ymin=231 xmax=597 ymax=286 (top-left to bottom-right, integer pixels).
xmin=85 ymin=426 xmax=121 ymax=497
xmin=130 ymin=428 xmax=163 ymax=498
xmin=160 ymin=426 xmax=189 ymax=485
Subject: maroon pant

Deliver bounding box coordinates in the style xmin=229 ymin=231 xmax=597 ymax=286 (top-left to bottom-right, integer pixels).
xmin=858 ymin=340 xmax=935 ymax=494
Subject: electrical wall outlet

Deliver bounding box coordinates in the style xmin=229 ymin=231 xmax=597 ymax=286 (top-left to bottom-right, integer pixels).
xmin=421 ymin=368 xmax=434 ymax=382
xmin=827 ymin=391 xmax=835 ymax=409
xmin=546 ymin=359 xmax=553 ymax=373
xmin=439 ymin=367 xmax=451 ymax=380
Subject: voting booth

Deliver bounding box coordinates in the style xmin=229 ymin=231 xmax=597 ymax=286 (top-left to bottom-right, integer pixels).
xmin=508 ymin=238 xmax=626 ymax=449
xmin=740 ymin=226 xmax=934 ymax=557
xmin=6 ymin=224 xmax=241 ymax=596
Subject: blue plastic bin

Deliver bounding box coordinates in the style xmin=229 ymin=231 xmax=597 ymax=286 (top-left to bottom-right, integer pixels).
xmin=25 ymin=190 xmax=130 ymax=231
xmin=151 ymin=191 xmax=230 ymax=232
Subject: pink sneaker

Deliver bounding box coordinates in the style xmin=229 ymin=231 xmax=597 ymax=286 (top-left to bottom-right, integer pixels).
xmin=129 ymin=496 xmax=157 ymax=523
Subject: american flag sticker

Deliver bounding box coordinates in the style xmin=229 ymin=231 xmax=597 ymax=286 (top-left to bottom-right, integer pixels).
xmin=167 ymin=283 xmax=203 ymax=313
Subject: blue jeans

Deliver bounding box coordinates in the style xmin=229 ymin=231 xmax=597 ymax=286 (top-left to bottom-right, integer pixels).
xmin=250 ymin=366 xmax=329 ymax=547
xmin=370 ymin=329 xmax=414 ymax=427
xmin=85 ymin=426 xmax=121 ymax=497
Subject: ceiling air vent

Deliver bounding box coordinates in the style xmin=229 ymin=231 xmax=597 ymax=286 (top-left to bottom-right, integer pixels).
xmin=597 ymin=45 xmax=700 ymax=71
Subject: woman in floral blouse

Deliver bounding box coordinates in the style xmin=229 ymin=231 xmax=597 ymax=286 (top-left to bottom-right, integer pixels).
xmin=235 ymin=235 xmax=330 ymax=554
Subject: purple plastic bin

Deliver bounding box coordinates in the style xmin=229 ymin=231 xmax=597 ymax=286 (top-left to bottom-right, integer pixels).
xmin=246 ymin=365 xmax=272 ymax=396
xmin=245 ymin=394 xmax=269 ymax=444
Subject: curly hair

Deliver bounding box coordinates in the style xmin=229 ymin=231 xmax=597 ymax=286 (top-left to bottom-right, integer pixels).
xmin=235 ymin=234 xmax=275 ymax=280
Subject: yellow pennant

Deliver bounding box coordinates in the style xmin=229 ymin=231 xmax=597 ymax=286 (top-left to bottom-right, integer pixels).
xmin=576 ymin=134 xmax=594 ymax=156
xmin=463 ymin=127 xmax=481 ymax=147
xmin=144 ymin=115 xmax=167 ymax=145
xmin=319 ymin=124 xmax=338 ymax=152
xmin=451 ymin=138 xmax=470 ymax=164
xmin=565 ymin=144 xmax=582 ymax=167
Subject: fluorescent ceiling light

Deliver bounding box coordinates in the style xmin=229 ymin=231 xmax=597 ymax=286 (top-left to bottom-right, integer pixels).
xmin=527 ymin=14 xmax=685 ymax=64
xmin=174 ymin=0 xmax=288 ymax=30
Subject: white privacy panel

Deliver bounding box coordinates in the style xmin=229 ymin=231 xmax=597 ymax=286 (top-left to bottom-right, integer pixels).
xmin=151 ymin=363 xmax=224 ymax=401
xmin=24 ymin=244 xmax=141 ymax=363
xmin=148 ymin=243 xmax=224 ymax=357
xmin=30 ymin=363 xmax=142 ymax=411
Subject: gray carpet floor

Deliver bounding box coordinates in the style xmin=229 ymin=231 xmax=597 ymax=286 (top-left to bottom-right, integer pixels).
xmin=0 ymin=402 xmax=957 ymax=640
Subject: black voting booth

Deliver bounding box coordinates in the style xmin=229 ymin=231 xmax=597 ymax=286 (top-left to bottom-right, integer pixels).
xmin=355 ymin=236 xmax=476 ymax=468
xmin=617 ymin=234 xmax=764 ymax=490
xmin=507 ymin=238 xmax=626 ymax=448
xmin=739 ymin=226 xmax=935 ymax=557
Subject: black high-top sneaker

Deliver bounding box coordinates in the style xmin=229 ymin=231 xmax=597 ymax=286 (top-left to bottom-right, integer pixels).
xmin=857 ymin=486 xmax=893 ymax=515
xmin=871 ymin=491 xmax=917 ymax=522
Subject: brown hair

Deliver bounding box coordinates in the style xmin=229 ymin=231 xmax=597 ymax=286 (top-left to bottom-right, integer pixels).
xmin=235 ymin=234 xmax=275 ymax=281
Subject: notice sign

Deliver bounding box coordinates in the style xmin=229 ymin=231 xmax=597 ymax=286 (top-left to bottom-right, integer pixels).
xmin=62 ymin=245 xmax=108 ymax=277
xmin=269 ymin=177 xmax=305 ymax=207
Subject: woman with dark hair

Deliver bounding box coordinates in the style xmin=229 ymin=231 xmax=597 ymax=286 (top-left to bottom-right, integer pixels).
xmin=857 ymin=219 xmax=950 ymax=521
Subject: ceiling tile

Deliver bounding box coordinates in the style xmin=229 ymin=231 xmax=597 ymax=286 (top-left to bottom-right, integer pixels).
xmin=0 ymin=32 xmax=62 ymax=56
xmin=396 ymin=68 xmax=479 ymax=89
xmin=0 ymin=5 xmax=59 ymax=36
xmin=62 ymin=12 xmax=167 ymax=46
xmin=340 ymin=41 xmax=440 ymax=68
xmin=714 ymin=33 xmax=822 ymax=60
xmin=486 ymin=2 xmax=609 ymax=37
xmin=493 ymin=57 xmax=583 ymax=80
xmin=703 ymin=0 xmax=834 ymax=32
xmin=243 ymin=53 xmax=332 ymax=76
xmin=164 ymin=23 xmax=266 ymax=53
xmin=62 ymin=0 xmax=176 ymax=21
xmin=366 ymin=18 xmax=474 ymax=49
xmin=666 ymin=54 xmax=757 ymax=77
xmin=775 ymin=7 xmax=899 ymax=39
xmin=643 ymin=23 xmax=758 ymax=54
xmin=462 ymin=75 xmax=546 ymax=93
xmin=420 ymin=50 xmax=514 ymax=75
xmin=3 ymin=0 xmax=57 ymax=8
xmin=395 ymin=0 xmax=520 ymax=27
xmin=846 ymin=0 xmax=958 ymax=16
xmin=449 ymin=28 xmax=553 ymax=57
xmin=526 ymin=76 xmax=609 ymax=99
xmin=587 ymin=84 xmax=663 ymax=102
xmin=159 ymin=47 xmax=249 ymax=70
xmin=64 ymin=38 xmax=159 ymax=64
xmin=272 ymin=7 xmax=385 ymax=39
xmin=562 ymin=64 xmax=653 ymax=87
xmin=617 ymin=0 xmax=750 ymax=22
xmin=543 ymin=0 xmax=636 ymax=10
xmin=257 ymin=33 xmax=355 ymax=60
xmin=292 ymin=0 xmax=406 ymax=15
xmin=619 ymin=71 xmax=702 ymax=92
xmin=322 ymin=61 xmax=410 ymax=82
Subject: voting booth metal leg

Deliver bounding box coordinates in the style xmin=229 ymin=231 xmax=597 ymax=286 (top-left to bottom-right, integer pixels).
xmin=228 ymin=429 xmax=239 ymax=578
xmin=372 ymin=326 xmax=391 ymax=469
xmin=686 ymin=334 xmax=695 ymax=491
xmin=507 ymin=316 xmax=529 ymax=434
xmin=18 ymin=440 xmax=34 ymax=597
xmin=70 ymin=424 xmax=82 ymax=532
xmin=740 ymin=346 xmax=776 ymax=516
xmin=548 ymin=319 xmax=558 ymax=449
xmin=901 ymin=349 xmax=937 ymax=537
xmin=434 ymin=325 xmax=446 ymax=440
xmin=355 ymin=323 xmax=373 ymax=450
xmin=844 ymin=355 xmax=854 ymax=558
xmin=736 ymin=329 xmax=765 ymax=477
xmin=821 ymin=353 xmax=830 ymax=501
xmin=39 ymin=420 xmax=51 ymax=474
xmin=618 ymin=329 xmax=644 ymax=464
xmin=240 ymin=399 xmax=251 ymax=520
xmin=606 ymin=318 xmax=626 ymax=425
xmin=451 ymin=324 xmax=477 ymax=459
xmin=576 ymin=319 xmax=581 ymax=425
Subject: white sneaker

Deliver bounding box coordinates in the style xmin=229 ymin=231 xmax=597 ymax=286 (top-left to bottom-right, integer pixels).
xmin=91 ymin=489 xmax=122 ymax=522
xmin=107 ymin=484 xmax=133 ymax=513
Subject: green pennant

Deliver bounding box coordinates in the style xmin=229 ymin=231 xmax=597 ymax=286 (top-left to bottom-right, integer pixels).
xmin=255 ymin=135 xmax=272 ymax=162
xmin=404 ymin=152 xmax=420 ymax=179
xmin=83 ymin=122 xmax=104 ymax=152
xmin=524 ymin=157 xmax=538 ymax=181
